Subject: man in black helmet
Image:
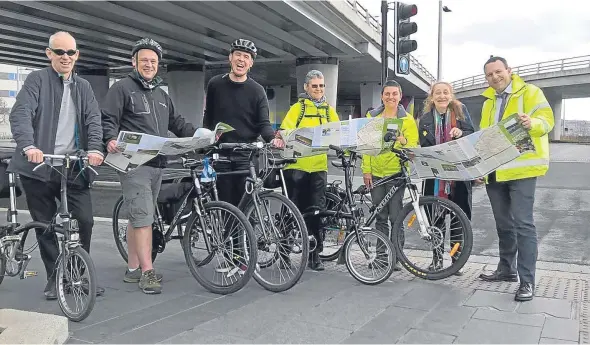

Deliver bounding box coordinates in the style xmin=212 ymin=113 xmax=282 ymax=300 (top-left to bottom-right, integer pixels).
xmin=203 ymin=38 xmax=284 ymax=274
xmin=102 ymin=37 xmax=197 ymax=295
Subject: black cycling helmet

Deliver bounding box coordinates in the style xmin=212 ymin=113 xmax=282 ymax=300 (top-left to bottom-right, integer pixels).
xmin=131 ymin=37 xmax=163 ymax=60
xmin=230 ymin=38 xmax=257 ymax=59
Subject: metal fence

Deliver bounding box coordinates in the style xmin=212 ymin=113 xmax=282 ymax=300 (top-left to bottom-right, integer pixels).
xmin=344 ymin=0 xmax=436 ymax=83
xmin=451 ymin=55 xmax=590 ymax=90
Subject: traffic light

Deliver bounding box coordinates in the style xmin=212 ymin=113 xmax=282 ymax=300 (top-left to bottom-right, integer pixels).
xmin=394 ymin=2 xmax=418 ymax=76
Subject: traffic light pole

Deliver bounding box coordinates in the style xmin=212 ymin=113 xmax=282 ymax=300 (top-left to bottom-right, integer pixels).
xmin=380 ymin=0 xmax=388 ymax=86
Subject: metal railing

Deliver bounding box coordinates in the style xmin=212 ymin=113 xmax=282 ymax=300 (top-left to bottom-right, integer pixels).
xmin=451 ymin=55 xmax=590 ymax=90
xmin=344 ymin=0 xmax=436 ymax=83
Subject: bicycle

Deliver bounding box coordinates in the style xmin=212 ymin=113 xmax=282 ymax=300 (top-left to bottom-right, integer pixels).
xmin=0 ymin=151 xmax=98 ymax=322
xmin=206 ymin=142 xmax=309 ymax=293
xmin=327 ymin=135 xmax=473 ymax=280
xmin=112 ymin=155 xmax=258 ymax=295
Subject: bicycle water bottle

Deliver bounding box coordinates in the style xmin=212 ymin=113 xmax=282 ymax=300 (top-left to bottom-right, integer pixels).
xmin=200 ymin=157 xmax=216 ymax=183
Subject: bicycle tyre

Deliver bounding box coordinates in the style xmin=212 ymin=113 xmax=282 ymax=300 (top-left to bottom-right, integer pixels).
xmin=392 ymin=195 xmax=473 ymax=280
xmin=112 ymin=195 xmax=158 ymax=263
xmin=182 ymin=201 xmax=257 ymax=295
xmin=242 ymin=192 xmax=308 ymax=293
xmin=343 ymin=229 xmax=396 ymax=285
xmin=0 ymin=254 xmax=5 ymax=286
xmin=319 ymin=191 xmax=351 ymax=262
xmin=56 ymin=246 xmax=97 ymax=322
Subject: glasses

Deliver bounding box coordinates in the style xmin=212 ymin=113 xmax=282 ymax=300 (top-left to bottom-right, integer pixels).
xmin=310 ymin=84 xmax=325 ymax=89
xmin=49 ymin=48 xmax=77 ymax=56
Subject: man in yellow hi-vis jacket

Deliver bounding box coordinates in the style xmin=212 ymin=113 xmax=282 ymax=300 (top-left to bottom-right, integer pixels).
xmin=279 ymin=70 xmax=339 ymax=271
xmin=477 ymin=56 xmax=554 ymax=302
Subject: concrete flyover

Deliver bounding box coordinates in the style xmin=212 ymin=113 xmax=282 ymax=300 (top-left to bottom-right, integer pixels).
xmin=451 ymin=55 xmax=590 ymax=140
xmin=0 ymin=0 xmax=435 ymax=125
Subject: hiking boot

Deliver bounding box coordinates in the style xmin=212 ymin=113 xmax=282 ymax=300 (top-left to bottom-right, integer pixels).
xmin=139 ymin=269 xmax=162 ymax=294
xmin=124 ymin=268 xmax=163 ymax=283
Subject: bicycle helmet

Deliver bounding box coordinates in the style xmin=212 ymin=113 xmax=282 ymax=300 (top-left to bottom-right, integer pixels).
xmin=230 ymin=38 xmax=257 ymax=59
xmin=131 ymin=37 xmax=163 ymax=60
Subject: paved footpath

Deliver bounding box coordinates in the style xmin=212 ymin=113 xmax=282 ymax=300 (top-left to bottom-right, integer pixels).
xmin=0 ymin=217 xmax=586 ymax=344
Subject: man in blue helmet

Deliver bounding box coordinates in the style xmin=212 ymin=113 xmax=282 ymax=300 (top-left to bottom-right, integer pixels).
xmin=203 ymin=38 xmax=284 ymax=274
xmin=102 ymin=38 xmax=197 ymax=294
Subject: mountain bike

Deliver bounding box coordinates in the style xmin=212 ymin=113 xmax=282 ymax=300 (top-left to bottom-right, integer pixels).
xmin=326 ymin=135 xmax=473 ymax=280
xmin=112 ymin=155 xmax=257 ymax=295
xmin=0 ymin=151 xmax=98 ymax=322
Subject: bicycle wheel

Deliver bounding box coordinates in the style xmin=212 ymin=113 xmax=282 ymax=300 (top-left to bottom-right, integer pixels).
xmin=112 ymin=195 xmax=158 ymax=263
xmin=392 ymin=196 xmax=473 ymax=280
xmin=343 ymin=229 xmax=396 ymax=285
xmin=242 ymin=192 xmax=308 ymax=293
xmin=56 ymin=246 xmax=97 ymax=322
xmin=182 ymin=201 xmax=257 ymax=295
xmin=319 ymin=191 xmax=350 ymax=261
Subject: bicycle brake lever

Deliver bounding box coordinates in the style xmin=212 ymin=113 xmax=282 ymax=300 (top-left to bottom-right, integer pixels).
xmin=86 ymin=165 xmax=99 ymax=176
xmin=32 ymin=161 xmax=46 ymax=172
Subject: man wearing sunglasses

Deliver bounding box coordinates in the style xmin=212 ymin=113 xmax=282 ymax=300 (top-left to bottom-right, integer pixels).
xmin=8 ymin=31 xmax=105 ymax=300
xmin=278 ymin=69 xmax=340 ymax=270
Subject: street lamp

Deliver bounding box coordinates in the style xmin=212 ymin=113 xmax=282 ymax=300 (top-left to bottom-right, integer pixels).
xmin=437 ymin=0 xmax=451 ymax=81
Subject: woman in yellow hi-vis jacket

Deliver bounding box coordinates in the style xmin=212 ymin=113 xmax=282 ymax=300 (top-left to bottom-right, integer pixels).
xmin=361 ymin=80 xmax=419 ymax=268
xmin=279 ymin=70 xmax=339 ymax=271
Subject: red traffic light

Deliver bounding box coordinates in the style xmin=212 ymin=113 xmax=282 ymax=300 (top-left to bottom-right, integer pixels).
xmin=398 ymin=3 xmax=418 ymax=20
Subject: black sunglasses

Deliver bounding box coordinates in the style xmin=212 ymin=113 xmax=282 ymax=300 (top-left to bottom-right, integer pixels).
xmin=49 ymin=48 xmax=77 ymax=56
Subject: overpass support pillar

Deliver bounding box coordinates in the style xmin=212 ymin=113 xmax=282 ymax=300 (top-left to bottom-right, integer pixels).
xmin=295 ymin=57 xmax=339 ymax=108
xmin=547 ymin=96 xmax=563 ymax=141
xmin=360 ymin=82 xmax=382 ymax=116
xmin=267 ymin=85 xmax=291 ymax=129
xmin=78 ymin=68 xmax=109 ymax=109
xmin=167 ymin=63 xmax=205 ymax=126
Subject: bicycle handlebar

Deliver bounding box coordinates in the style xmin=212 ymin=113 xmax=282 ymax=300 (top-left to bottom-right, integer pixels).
xmin=217 ymin=142 xmax=265 ymax=151
xmin=29 ymin=151 xmax=99 ymax=176
xmin=383 ymin=132 xmax=410 ymax=162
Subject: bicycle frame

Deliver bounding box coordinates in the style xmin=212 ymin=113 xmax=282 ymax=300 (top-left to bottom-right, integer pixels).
xmin=1 ymin=153 xmax=94 ymax=279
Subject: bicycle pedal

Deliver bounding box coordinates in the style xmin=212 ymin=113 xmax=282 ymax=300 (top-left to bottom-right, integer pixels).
xmin=23 ymin=271 xmax=38 ymax=278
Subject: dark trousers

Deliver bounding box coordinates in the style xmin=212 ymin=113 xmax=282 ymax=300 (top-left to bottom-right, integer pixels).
xmin=284 ymin=169 xmax=327 ymax=253
xmin=215 ymin=157 xmax=256 ymax=263
xmin=423 ymin=179 xmax=472 ymax=262
xmin=20 ymin=170 xmax=94 ymax=281
xmin=486 ymin=177 xmax=537 ymax=284
xmin=370 ymin=178 xmax=405 ymax=254
xmin=215 ymin=157 xmax=255 ymax=208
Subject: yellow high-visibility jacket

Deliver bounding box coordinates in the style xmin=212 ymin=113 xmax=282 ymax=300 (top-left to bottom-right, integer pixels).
xmin=480 ymin=74 xmax=554 ymax=182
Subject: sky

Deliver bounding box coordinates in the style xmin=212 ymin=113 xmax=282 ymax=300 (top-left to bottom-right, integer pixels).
xmin=359 ymin=0 xmax=590 ymax=120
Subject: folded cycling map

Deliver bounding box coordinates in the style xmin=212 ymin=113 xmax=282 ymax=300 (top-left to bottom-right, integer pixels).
xmin=104 ymin=122 xmax=234 ymax=173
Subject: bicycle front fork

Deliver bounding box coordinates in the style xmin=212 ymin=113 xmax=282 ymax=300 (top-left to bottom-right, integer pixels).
xmin=408 ymin=187 xmax=432 ymax=240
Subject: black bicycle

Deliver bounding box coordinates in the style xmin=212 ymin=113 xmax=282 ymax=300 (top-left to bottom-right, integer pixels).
xmin=112 ymin=155 xmax=257 ymax=295
xmin=325 ymin=134 xmax=473 ymax=280
xmin=0 ymin=151 xmax=98 ymax=322
xmin=206 ymin=142 xmax=309 ymax=293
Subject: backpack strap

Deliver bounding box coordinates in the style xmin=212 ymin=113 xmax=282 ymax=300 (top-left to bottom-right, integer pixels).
xmin=295 ymin=99 xmax=306 ymax=128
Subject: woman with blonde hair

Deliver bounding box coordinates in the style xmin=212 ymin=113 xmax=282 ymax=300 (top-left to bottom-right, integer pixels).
xmin=419 ymin=81 xmax=475 ymax=274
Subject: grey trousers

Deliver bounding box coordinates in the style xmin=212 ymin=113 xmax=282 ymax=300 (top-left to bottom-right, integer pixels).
xmin=370 ymin=179 xmax=405 ymax=253
xmin=485 ymin=177 xmax=537 ymax=284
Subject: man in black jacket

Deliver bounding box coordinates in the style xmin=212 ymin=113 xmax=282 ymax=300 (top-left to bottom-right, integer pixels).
xmin=203 ymin=38 xmax=283 ymax=274
xmin=8 ymin=31 xmax=105 ymax=300
xmin=102 ymin=38 xmax=196 ymax=295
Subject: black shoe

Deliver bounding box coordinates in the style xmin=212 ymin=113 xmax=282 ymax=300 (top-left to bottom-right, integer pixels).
xmin=308 ymin=252 xmax=324 ymax=271
xmin=479 ymin=270 xmax=518 ymax=282
xmin=515 ymin=282 xmax=534 ymax=301
xmin=44 ymin=279 xmax=57 ymax=300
